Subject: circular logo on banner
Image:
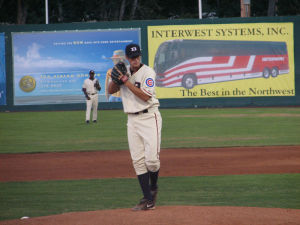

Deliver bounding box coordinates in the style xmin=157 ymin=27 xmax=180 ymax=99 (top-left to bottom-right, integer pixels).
xmin=145 ymin=78 xmax=154 ymax=87
xmin=19 ymin=75 xmax=36 ymax=92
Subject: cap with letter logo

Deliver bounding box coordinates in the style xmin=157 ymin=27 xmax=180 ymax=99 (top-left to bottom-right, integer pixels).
xmin=125 ymin=43 xmax=141 ymax=59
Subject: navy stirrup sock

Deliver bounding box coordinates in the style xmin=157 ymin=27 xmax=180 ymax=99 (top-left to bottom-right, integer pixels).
xmin=137 ymin=172 xmax=153 ymax=201
xmin=149 ymin=170 xmax=159 ymax=191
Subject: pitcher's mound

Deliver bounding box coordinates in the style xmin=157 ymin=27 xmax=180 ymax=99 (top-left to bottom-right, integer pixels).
xmin=4 ymin=206 xmax=300 ymax=225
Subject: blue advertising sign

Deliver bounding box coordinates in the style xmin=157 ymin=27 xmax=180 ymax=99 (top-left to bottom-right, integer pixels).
xmin=0 ymin=33 xmax=6 ymax=105
xmin=12 ymin=29 xmax=140 ymax=105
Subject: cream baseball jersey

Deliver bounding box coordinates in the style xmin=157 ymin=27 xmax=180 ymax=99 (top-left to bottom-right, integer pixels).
xmin=120 ymin=64 xmax=159 ymax=113
xmin=82 ymin=78 xmax=99 ymax=94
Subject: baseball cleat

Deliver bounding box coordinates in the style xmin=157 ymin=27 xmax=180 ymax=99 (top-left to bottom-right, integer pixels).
xmin=132 ymin=198 xmax=155 ymax=211
xmin=93 ymin=120 xmax=97 ymax=123
xmin=86 ymin=120 xmax=90 ymax=124
xmin=145 ymin=200 xmax=155 ymax=210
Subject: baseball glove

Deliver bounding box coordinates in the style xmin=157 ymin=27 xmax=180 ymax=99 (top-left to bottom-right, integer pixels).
xmin=94 ymin=80 xmax=101 ymax=91
xmin=111 ymin=62 xmax=128 ymax=85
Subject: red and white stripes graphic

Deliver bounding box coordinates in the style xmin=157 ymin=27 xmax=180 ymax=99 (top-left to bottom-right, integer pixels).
xmin=157 ymin=54 xmax=289 ymax=88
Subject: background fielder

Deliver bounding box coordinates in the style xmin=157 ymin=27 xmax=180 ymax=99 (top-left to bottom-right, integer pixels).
xmin=108 ymin=43 xmax=162 ymax=211
xmin=82 ymin=70 xmax=101 ymax=123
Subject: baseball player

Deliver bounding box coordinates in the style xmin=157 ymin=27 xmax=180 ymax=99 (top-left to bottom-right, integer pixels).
xmin=105 ymin=50 xmax=125 ymax=102
xmin=82 ymin=70 xmax=101 ymax=123
xmin=108 ymin=43 xmax=162 ymax=211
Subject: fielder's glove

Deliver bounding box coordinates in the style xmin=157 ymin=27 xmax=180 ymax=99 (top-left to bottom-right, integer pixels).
xmin=111 ymin=62 xmax=128 ymax=85
xmin=94 ymin=80 xmax=101 ymax=91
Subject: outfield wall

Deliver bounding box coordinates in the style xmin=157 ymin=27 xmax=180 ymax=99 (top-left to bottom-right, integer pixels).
xmin=0 ymin=16 xmax=299 ymax=111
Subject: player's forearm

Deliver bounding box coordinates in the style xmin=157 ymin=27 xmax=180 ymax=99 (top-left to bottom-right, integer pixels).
xmin=124 ymin=81 xmax=150 ymax=102
xmin=82 ymin=88 xmax=88 ymax=96
xmin=108 ymin=81 xmax=120 ymax=94
xmin=82 ymin=88 xmax=90 ymax=100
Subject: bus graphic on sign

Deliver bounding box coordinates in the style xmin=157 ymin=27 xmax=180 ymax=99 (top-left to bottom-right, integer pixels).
xmin=154 ymin=39 xmax=289 ymax=89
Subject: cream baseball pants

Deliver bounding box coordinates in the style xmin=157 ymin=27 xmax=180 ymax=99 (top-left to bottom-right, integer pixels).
xmin=85 ymin=94 xmax=98 ymax=121
xmin=127 ymin=109 xmax=162 ymax=175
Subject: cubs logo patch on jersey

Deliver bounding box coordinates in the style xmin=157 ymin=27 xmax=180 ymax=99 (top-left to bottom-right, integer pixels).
xmin=145 ymin=78 xmax=154 ymax=87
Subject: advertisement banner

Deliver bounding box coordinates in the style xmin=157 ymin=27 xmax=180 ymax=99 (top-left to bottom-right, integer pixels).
xmin=148 ymin=23 xmax=294 ymax=98
xmin=0 ymin=33 xmax=6 ymax=105
xmin=12 ymin=29 xmax=140 ymax=105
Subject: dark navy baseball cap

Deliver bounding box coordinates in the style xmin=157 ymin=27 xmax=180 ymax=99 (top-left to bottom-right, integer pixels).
xmin=89 ymin=70 xmax=95 ymax=75
xmin=125 ymin=43 xmax=141 ymax=58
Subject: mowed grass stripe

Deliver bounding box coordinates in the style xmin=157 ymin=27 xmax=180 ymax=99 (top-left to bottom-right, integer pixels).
xmin=0 ymin=107 xmax=300 ymax=153
xmin=1 ymin=174 xmax=300 ymax=220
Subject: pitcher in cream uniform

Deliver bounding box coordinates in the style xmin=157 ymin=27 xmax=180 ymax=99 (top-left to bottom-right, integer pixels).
xmin=108 ymin=43 xmax=162 ymax=211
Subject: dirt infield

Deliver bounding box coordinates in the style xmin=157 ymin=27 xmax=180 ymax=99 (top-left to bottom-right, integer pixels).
xmin=1 ymin=146 xmax=300 ymax=224
xmin=1 ymin=146 xmax=300 ymax=182
xmin=4 ymin=206 xmax=300 ymax=225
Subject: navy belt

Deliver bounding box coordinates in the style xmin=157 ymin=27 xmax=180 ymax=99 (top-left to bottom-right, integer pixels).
xmin=134 ymin=109 xmax=148 ymax=115
xmin=90 ymin=93 xmax=97 ymax=95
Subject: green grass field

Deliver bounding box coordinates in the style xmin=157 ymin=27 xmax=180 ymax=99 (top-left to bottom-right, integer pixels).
xmin=0 ymin=107 xmax=300 ymax=153
xmin=0 ymin=107 xmax=300 ymax=220
xmin=1 ymin=174 xmax=300 ymax=221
